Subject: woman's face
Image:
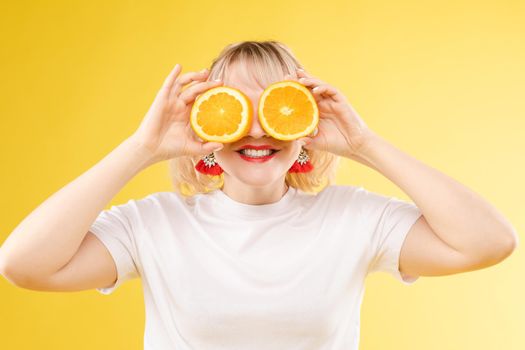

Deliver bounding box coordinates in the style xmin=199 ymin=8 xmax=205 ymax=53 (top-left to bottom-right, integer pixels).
xmin=212 ymin=62 xmax=303 ymax=187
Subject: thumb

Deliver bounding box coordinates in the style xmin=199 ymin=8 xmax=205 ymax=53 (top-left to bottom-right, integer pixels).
xmin=203 ymin=142 xmax=224 ymax=153
xmin=297 ymin=137 xmax=313 ymax=149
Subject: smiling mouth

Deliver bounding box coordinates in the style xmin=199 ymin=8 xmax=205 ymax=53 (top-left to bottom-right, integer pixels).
xmin=235 ymin=149 xmax=280 ymax=157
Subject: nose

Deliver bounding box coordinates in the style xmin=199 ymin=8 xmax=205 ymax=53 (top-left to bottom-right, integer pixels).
xmin=245 ymin=97 xmax=268 ymax=138
xmin=246 ymin=110 xmax=267 ymax=138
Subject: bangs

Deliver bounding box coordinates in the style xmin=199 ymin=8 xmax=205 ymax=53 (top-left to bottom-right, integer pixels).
xmin=209 ymin=42 xmax=303 ymax=89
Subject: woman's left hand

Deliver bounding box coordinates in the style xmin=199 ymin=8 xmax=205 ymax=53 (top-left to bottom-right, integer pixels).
xmin=284 ymin=68 xmax=375 ymax=158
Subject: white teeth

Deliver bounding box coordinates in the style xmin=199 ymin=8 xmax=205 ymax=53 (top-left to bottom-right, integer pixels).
xmin=240 ymin=149 xmax=274 ymax=157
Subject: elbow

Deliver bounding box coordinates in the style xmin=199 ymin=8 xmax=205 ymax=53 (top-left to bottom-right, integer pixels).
xmin=0 ymin=244 xmax=28 ymax=288
xmin=459 ymin=229 xmax=519 ymax=271
xmin=0 ymin=250 xmax=9 ymax=280
xmin=0 ymin=266 xmax=34 ymax=289
xmin=502 ymin=228 xmax=519 ymax=256
xmin=0 ymin=255 xmax=33 ymax=289
xmin=489 ymin=228 xmax=519 ymax=264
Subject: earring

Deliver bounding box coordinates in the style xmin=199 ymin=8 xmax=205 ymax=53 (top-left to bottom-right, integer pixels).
xmin=288 ymin=147 xmax=314 ymax=173
xmin=195 ymin=152 xmax=224 ymax=176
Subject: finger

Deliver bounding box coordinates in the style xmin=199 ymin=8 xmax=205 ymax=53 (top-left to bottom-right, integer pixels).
xmin=180 ymin=69 xmax=211 ymax=91
xmin=298 ymin=77 xmax=329 ymax=102
xmin=189 ymin=139 xmax=224 ymax=156
xmin=297 ymin=136 xmax=313 ymax=147
xmin=170 ymin=70 xmax=210 ymax=102
xmin=312 ymin=85 xmax=338 ymax=97
xmin=172 ymin=69 xmax=210 ymax=97
xmin=296 ymin=68 xmax=314 ymax=79
xmin=180 ymin=80 xmax=224 ymax=105
xmin=179 ymin=79 xmax=201 ymax=93
xmin=298 ymin=77 xmax=325 ymax=88
xmin=312 ymin=85 xmax=346 ymax=104
xmin=158 ymin=63 xmax=182 ymax=97
xmin=202 ymin=141 xmax=224 ymax=153
xmin=177 ymin=69 xmax=209 ymax=88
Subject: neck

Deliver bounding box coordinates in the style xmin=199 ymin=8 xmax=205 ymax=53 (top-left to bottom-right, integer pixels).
xmin=221 ymin=176 xmax=289 ymax=205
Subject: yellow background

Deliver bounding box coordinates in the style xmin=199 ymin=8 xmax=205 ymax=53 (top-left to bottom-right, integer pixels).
xmin=1 ymin=0 xmax=524 ymax=349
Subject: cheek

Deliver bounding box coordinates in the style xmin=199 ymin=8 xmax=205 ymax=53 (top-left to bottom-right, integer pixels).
xmin=276 ymin=146 xmax=302 ymax=166
xmin=279 ymin=147 xmax=297 ymax=160
xmin=213 ymin=150 xmax=233 ymax=163
xmin=214 ymin=149 xmax=249 ymax=164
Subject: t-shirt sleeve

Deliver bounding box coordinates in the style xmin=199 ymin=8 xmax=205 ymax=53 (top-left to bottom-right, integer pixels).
xmin=360 ymin=188 xmax=423 ymax=285
xmin=89 ymin=200 xmax=141 ymax=295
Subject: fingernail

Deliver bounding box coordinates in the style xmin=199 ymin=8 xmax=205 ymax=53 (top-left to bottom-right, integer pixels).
xmin=200 ymin=68 xmax=208 ymax=73
xmin=214 ymin=78 xmax=221 ymax=82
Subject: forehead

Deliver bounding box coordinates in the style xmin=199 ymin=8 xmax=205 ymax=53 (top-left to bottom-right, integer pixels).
xmin=222 ymin=60 xmax=272 ymax=95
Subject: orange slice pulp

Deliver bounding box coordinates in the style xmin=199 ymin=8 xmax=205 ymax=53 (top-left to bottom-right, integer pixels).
xmin=258 ymin=80 xmax=319 ymax=141
xmin=190 ymin=86 xmax=253 ymax=143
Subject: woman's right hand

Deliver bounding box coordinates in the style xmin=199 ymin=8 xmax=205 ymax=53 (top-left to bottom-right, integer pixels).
xmin=129 ymin=63 xmax=225 ymax=164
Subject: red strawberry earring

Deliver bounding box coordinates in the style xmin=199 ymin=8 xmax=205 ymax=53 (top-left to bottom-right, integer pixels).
xmin=195 ymin=147 xmax=314 ymax=175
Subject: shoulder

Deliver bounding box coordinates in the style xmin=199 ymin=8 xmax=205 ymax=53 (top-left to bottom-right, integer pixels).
xmin=314 ymin=184 xmax=401 ymax=214
xmin=314 ymin=184 xmax=366 ymax=204
xmin=300 ymin=184 xmax=366 ymax=216
xmin=110 ymin=191 xmax=191 ymax=217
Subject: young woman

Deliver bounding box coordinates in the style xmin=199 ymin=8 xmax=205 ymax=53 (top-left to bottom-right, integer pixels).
xmin=0 ymin=41 xmax=518 ymax=349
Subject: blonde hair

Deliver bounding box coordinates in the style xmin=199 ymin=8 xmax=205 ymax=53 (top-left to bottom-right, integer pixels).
xmin=169 ymin=40 xmax=341 ymax=197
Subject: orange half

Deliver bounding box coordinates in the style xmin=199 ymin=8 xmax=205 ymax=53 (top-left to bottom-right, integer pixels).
xmin=190 ymin=86 xmax=253 ymax=143
xmin=258 ymin=80 xmax=319 ymax=141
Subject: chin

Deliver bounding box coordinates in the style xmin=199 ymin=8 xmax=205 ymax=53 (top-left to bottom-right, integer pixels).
xmin=217 ymin=153 xmax=294 ymax=178
xmin=231 ymin=169 xmax=283 ymax=186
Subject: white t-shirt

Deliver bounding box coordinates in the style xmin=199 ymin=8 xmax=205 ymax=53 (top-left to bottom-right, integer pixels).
xmin=89 ymin=184 xmax=422 ymax=350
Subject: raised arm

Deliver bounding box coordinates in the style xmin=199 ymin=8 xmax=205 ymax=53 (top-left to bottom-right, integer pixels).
xmin=0 ymin=138 xmax=153 ymax=287
xmin=0 ymin=63 xmax=224 ymax=290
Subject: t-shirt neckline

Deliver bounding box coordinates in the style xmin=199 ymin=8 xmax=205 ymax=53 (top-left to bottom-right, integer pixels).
xmin=209 ymin=186 xmax=298 ymax=218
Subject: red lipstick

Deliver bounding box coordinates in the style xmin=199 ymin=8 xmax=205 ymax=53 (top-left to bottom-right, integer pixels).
xmin=238 ymin=152 xmax=278 ymax=163
xmin=237 ymin=144 xmax=278 ymax=151
xmin=236 ymin=144 xmax=280 ymax=163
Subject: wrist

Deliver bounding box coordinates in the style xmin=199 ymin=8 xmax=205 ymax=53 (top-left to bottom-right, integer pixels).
xmin=352 ymin=129 xmax=383 ymax=162
xmin=120 ymin=136 xmax=159 ymax=172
